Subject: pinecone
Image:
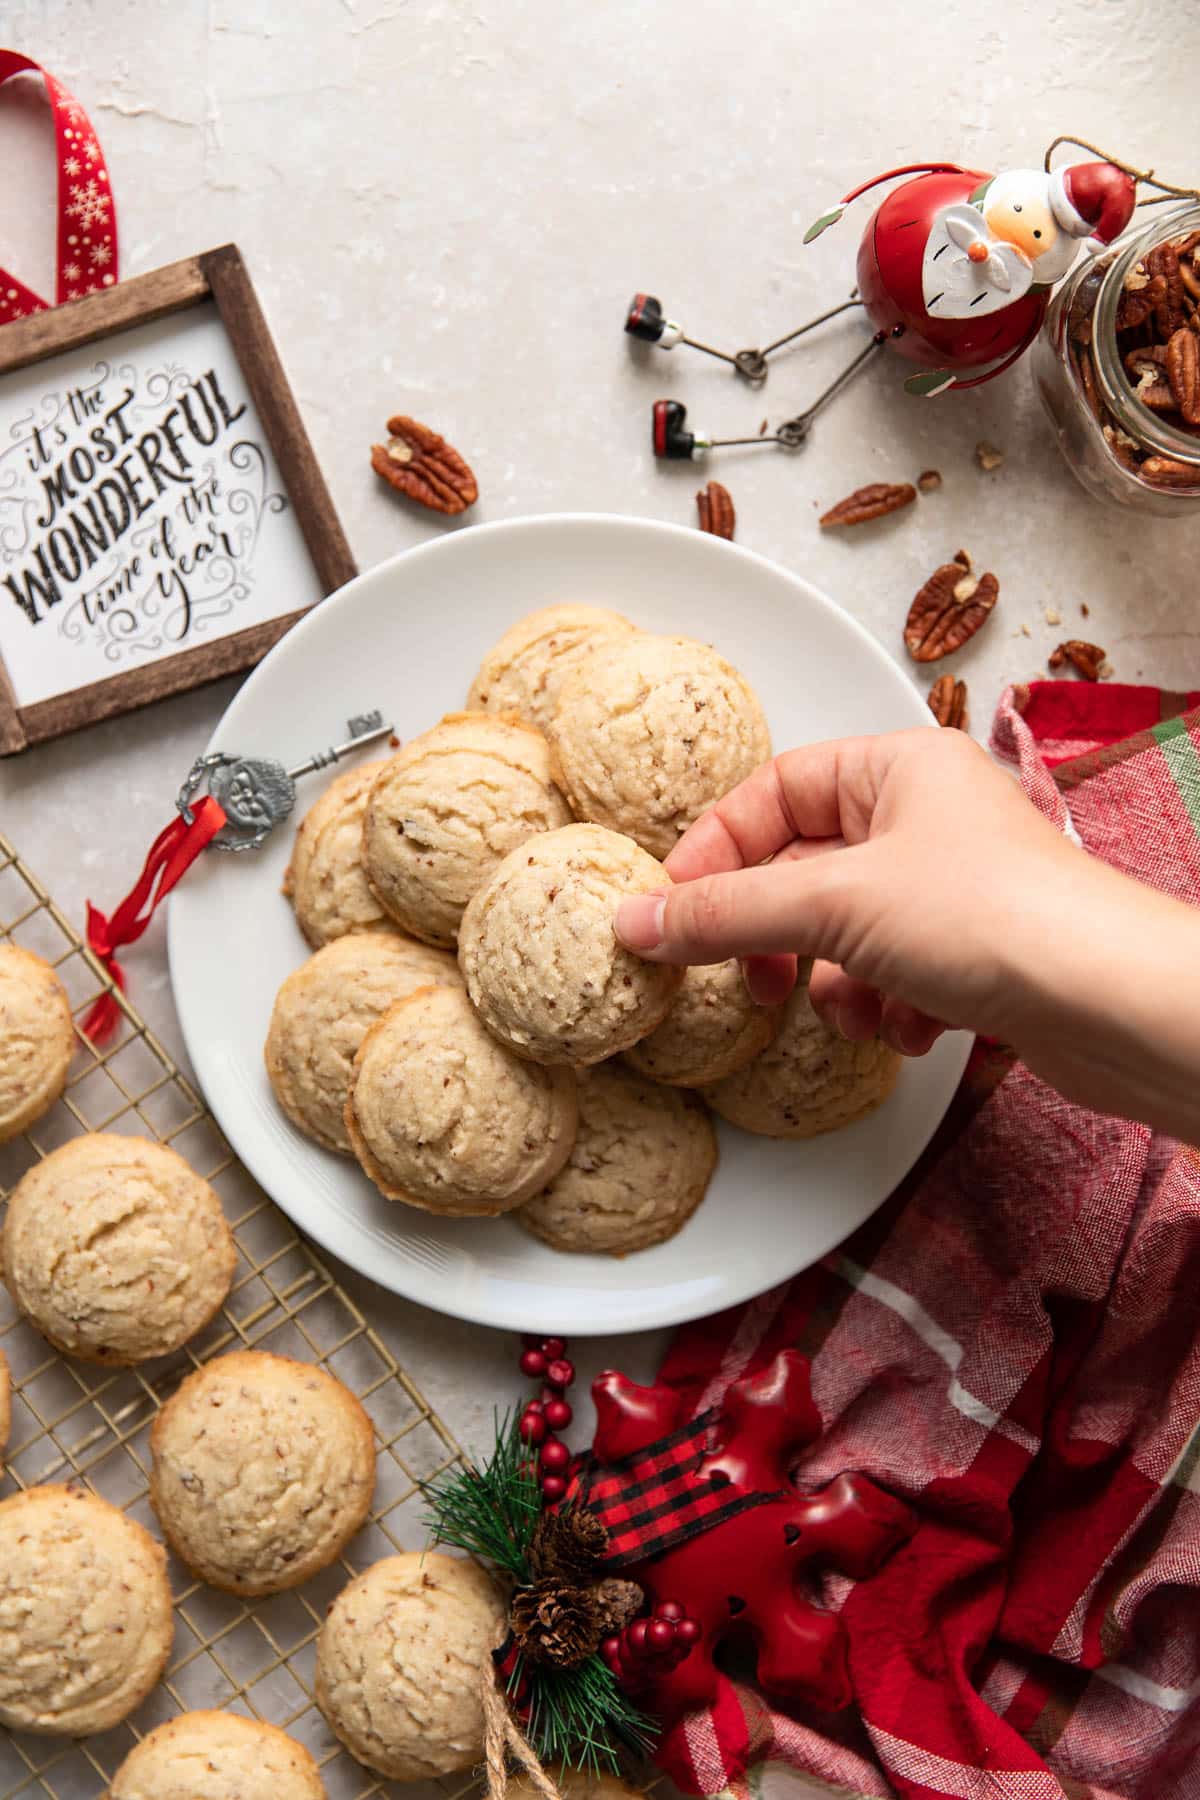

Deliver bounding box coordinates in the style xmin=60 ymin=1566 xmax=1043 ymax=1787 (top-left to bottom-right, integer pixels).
xmin=593 ymin=1577 xmax=644 ymax=1637
xmin=511 ymin=1577 xmax=603 ymax=1668
xmin=529 ymin=1506 xmax=608 ymax=1582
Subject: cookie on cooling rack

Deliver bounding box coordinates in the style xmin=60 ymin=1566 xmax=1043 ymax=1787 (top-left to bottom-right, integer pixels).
xmin=316 ymin=1550 xmax=504 ymax=1780
xmin=0 ymin=943 xmax=74 ymax=1144
xmin=361 ymin=711 xmax=573 ymax=947
xmin=547 ymin=631 xmax=771 ymax=860
xmin=265 ymin=930 xmax=462 ymax=1154
xmin=517 ymin=1063 xmax=717 ymax=1255
xmin=105 ymin=1709 xmax=326 ymax=1800
xmin=458 ymin=823 xmax=682 ymax=1066
xmin=345 ymin=983 xmax=577 ymax=1213
xmin=149 ymin=1349 xmax=376 ymax=1597
xmin=704 ymin=984 xmax=900 ymax=1138
xmin=284 ymin=757 xmax=394 ymax=947
xmin=624 ymin=959 xmax=782 ymax=1087
xmin=2 ymin=1133 xmax=236 ymax=1365
xmin=467 ymin=602 xmax=637 ymax=734
xmin=0 ymin=1483 xmax=173 ymax=1736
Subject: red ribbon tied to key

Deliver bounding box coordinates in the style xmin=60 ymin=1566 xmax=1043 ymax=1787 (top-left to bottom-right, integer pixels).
xmin=81 ymin=799 xmax=227 ymax=1043
xmin=0 ymin=49 xmax=119 ymax=320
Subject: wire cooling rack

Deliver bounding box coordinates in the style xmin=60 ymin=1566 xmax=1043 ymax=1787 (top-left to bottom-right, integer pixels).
xmin=0 ymin=831 xmax=475 ymax=1800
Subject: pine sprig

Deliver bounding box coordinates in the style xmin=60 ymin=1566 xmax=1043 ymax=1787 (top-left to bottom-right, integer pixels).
xmin=521 ymin=1651 xmax=656 ymax=1774
xmin=420 ymin=1410 xmax=542 ymax=1580
xmin=423 ymin=1410 xmax=658 ymax=1774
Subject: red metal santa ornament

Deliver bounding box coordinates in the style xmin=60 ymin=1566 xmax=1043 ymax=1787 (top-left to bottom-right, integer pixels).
xmin=810 ymin=156 xmax=1137 ymax=395
xmin=631 ymin=149 xmax=1137 ymax=457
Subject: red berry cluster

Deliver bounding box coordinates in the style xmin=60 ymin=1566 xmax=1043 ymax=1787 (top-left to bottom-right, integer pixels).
xmin=600 ymin=1598 xmax=701 ymax=1688
xmin=518 ymin=1335 xmax=575 ymax=1503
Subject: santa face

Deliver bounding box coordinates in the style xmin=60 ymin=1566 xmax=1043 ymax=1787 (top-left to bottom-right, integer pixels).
xmin=981 ymin=170 xmax=1079 ymax=284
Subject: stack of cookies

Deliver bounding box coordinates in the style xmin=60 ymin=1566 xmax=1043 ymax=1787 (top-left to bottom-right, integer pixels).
xmin=266 ymin=605 xmax=900 ymax=1255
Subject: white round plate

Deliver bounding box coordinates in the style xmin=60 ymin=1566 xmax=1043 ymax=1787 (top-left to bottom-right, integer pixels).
xmin=169 ymin=514 xmax=969 ymax=1336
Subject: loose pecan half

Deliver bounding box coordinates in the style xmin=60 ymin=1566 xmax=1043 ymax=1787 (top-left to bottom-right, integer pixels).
xmin=904 ymin=557 xmax=999 ymax=662
xmin=927 ymin=673 xmax=968 ymax=730
xmin=1166 ymin=327 xmax=1200 ymax=423
xmin=1048 ymin=640 xmax=1106 ymax=681
xmin=819 ymin=481 xmax=916 ymax=528
xmin=1146 ymin=242 xmax=1186 ymax=337
xmin=1115 ymin=272 xmax=1166 ymax=332
xmin=696 ymin=480 xmax=736 ymax=539
xmin=370 ymin=415 xmax=478 ymax=514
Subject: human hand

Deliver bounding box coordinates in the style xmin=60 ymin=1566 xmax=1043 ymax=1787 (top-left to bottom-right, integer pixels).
xmin=614 ymin=728 xmax=1200 ymax=1137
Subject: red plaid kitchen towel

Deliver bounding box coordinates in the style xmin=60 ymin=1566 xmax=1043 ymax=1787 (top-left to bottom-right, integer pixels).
xmin=647 ymin=682 xmax=1200 ymax=1800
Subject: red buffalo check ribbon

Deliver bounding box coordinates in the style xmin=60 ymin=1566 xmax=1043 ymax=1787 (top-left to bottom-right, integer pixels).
xmin=0 ymin=49 xmax=119 ymax=322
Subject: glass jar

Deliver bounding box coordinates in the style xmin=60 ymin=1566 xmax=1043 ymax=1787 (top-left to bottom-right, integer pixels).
xmin=1033 ymin=202 xmax=1200 ymax=514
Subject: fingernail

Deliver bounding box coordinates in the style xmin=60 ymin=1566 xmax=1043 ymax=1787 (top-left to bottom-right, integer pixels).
xmin=834 ymin=1004 xmax=854 ymax=1041
xmin=615 ymin=893 xmax=666 ymax=953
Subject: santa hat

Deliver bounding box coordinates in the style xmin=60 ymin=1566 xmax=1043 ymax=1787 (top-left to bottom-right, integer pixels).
xmin=1048 ymin=161 xmax=1137 ymax=256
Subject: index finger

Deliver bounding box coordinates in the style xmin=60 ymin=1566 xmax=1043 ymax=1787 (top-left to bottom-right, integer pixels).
xmin=663 ymin=736 xmax=889 ymax=884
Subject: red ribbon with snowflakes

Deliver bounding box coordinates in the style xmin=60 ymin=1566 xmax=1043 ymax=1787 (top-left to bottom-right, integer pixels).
xmin=0 ymin=49 xmax=118 ymax=322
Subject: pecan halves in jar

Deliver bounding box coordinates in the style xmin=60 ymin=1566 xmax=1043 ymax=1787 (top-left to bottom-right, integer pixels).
xmin=1115 ymin=272 xmax=1167 ymax=333
xmin=1166 ymin=328 xmax=1200 ymax=424
xmin=904 ymin=558 xmax=999 ymax=662
xmin=1146 ymin=242 xmax=1186 ymax=337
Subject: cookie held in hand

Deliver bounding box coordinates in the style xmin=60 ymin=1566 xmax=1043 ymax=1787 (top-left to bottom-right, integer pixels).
xmin=458 ymin=823 xmax=683 ymax=1067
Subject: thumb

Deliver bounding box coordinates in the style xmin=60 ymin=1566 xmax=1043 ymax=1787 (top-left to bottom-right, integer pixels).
xmin=615 ymin=849 xmax=867 ymax=966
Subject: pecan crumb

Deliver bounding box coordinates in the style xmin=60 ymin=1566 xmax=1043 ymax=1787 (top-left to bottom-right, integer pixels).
xmin=1019 ymin=622 xmax=1032 ymax=637
xmin=917 ymin=468 xmax=943 ymax=492
xmin=696 ymin=479 xmax=736 ymax=539
xmin=927 ymin=673 xmax=968 ymax=730
xmin=975 ymin=441 xmax=1004 ymax=471
xmin=1045 ymin=607 xmax=1061 ymax=626
xmin=1081 ymin=603 xmax=1090 ymax=617
xmin=819 ymin=481 xmax=916 ymax=528
xmin=1049 ymin=639 xmax=1107 ymax=681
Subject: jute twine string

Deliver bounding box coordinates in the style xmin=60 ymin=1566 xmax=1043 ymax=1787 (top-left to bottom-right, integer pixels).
xmin=1043 ymin=135 xmax=1200 ymax=209
xmin=481 ymin=1667 xmax=565 ymax=1800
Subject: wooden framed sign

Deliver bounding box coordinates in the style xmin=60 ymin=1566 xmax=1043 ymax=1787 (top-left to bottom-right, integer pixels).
xmin=0 ymin=245 xmax=356 ymax=754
